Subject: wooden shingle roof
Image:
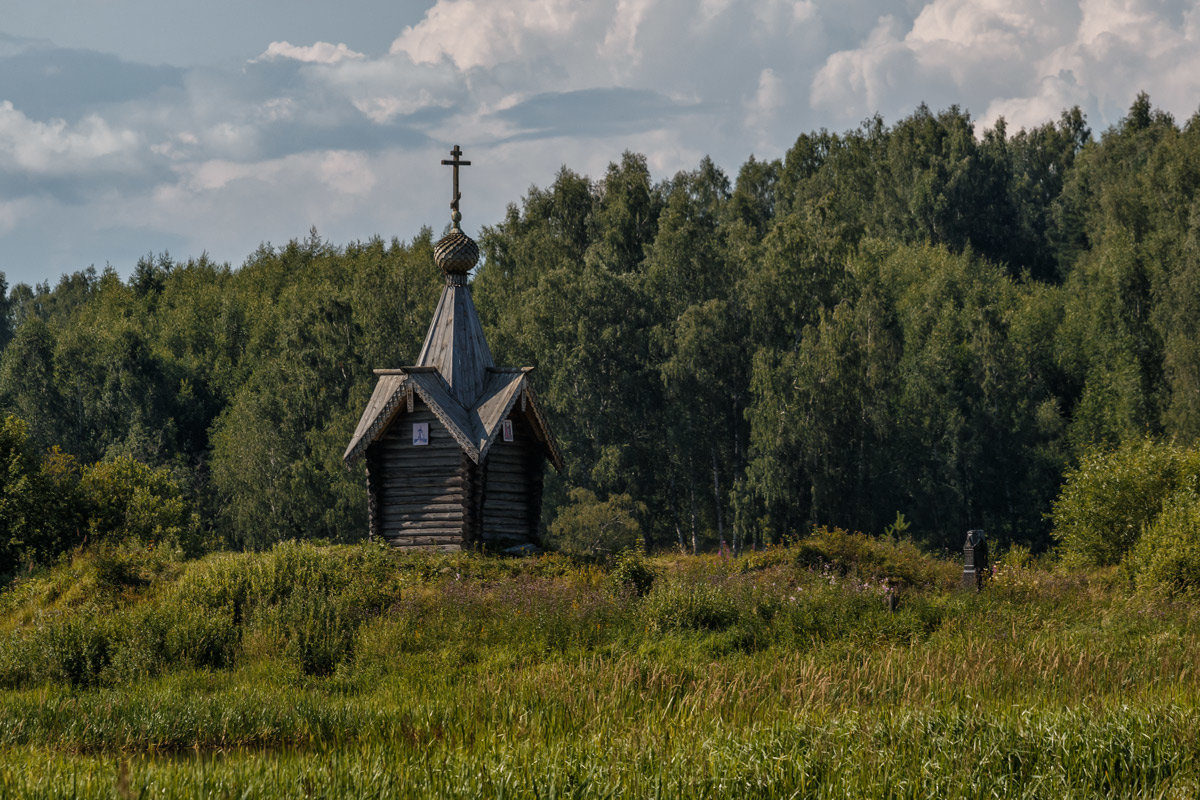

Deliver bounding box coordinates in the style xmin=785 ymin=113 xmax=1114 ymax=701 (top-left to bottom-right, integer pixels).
xmin=343 ymin=374 xmax=406 ymax=463
xmin=343 ymin=367 xmax=563 ymax=471
xmin=416 ymin=281 xmax=494 ymax=407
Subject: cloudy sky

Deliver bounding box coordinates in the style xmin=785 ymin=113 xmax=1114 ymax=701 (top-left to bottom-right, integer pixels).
xmin=2 ymin=0 xmax=1199 ymax=287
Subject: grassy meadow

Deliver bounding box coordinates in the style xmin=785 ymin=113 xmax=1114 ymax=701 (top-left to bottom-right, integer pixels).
xmin=1 ymin=532 xmax=1199 ymax=798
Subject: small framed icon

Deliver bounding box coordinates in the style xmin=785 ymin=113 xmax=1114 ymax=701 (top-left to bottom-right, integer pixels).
xmin=501 ymin=419 xmax=514 ymax=442
xmin=412 ymin=422 xmax=429 ymax=446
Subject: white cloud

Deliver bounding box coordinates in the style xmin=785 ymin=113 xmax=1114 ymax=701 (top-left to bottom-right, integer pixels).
xmin=601 ymin=0 xmax=653 ymax=68
xmin=255 ymin=41 xmax=365 ymax=65
xmin=391 ymin=0 xmax=587 ymax=71
xmin=811 ymin=16 xmax=916 ymax=119
xmin=4 ymin=0 xmax=1200 ymax=284
xmin=316 ymin=150 xmax=378 ymax=196
xmin=0 ymin=101 xmax=140 ymax=174
xmin=982 ymin=71 xmax=1091 ymax=133
xmin=351 ymin=93 xmax=434 ymax=124
xmin=747 ymin=67 xmax=785 ymax=141
xmin=811 ymin=0 xmax=1200 ymax=132
xmin=178 ymin=149 xmax=375 ymax=197
xmin=318 ymin=54 xmax=465 ymax=123
xmin=135 ymin=149 xmax=407 ymax=263
xmin=258 ymin=97 xmax=298 ymax=123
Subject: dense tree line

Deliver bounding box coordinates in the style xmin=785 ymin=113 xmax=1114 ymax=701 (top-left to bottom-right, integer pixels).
xmin=2 ymin=94 xmax=1200 ymax=570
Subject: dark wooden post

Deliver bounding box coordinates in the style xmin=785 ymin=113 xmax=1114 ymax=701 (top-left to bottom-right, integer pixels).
xmin=962 ymin=529 xmax=988 ymax=591
xmin=366 ymin=445 xmax=381 ymax=543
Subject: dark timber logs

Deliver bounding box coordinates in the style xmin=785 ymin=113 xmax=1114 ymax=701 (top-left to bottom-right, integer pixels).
xmin=355 ymin=392 xmax=556 ymax=550
xmin=368 ymin=403 xmax=466 ymax=548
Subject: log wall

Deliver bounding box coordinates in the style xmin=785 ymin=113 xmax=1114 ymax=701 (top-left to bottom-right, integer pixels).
xmin=481 ymin=411 xmax=544 ymax=548
xmin=369 ymin=400 xmax=465 ymax=550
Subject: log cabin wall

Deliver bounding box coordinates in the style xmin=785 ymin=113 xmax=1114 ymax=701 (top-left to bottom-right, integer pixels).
xmin=370 ymin=398 xmax=466 ymax=550
xmin=481 ymin=411 xmax=543 ymax=548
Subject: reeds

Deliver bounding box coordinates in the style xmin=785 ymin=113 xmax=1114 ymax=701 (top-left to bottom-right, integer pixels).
xmin=0 ymin=537 xmax=1197 ymax=797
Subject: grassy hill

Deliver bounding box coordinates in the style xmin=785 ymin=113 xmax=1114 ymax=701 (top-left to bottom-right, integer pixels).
xmin=1 ymin=534 xmax=1198 ymax=797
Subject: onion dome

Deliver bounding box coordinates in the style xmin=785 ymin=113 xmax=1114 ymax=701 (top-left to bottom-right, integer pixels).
xmin=433 ymin=215 xmax=479 ymax=276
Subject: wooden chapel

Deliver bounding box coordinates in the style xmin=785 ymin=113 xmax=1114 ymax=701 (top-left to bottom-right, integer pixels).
xmin=343 ymin=146 xmax=563 ymax=551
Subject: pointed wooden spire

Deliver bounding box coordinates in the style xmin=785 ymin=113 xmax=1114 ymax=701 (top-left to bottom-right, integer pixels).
xmin=416 ymin=281 xmax=494 ymax=406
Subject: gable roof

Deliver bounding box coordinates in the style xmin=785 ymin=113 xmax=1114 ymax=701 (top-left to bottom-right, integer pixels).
xmin=343 ymin=367 xmax=563 ymax=471
xmin=343 ymin=374 xmax=406 ymax=464
xmin=345 ymin=243 xmax=561 ymax=473
xmin=469 ymin=368 xmax=562 ymax=470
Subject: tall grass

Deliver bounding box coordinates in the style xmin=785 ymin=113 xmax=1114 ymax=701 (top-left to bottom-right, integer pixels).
xmin=0 ymin=533 xmax=1198 ymax=797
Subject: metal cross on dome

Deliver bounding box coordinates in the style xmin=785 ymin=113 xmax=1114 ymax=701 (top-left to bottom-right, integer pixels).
xmin=441 ymin=145 xmax=471 ymax=220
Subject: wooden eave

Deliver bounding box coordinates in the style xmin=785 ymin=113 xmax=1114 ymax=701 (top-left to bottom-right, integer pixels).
xmin=404 ymin=370 xmax=478 ymax=458
xmin=344 ymin=367 xmax=564 ymax=472
xmin=343 ymin=374 xmax=407 ymax=464
xmin=472 ymin=371 xmax=526 ymax=455
xmin=517 ymin=379 xmax=565 ymax=472
xmin=473 ymin=368 xmax=564 ymax=472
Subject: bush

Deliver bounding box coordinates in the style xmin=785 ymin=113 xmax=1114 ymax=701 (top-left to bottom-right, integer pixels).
xmin=0 ymin=416 xmax=203 ymax=580
xmin=169 ymin=542 xmax=402 ymax=676
xmin=608 ymin=548 xmax=656 ymax=597
xmin=40 ymin=613 xmax=113 ymax=688
xmin=0 ymin=418 xmax=82 ymax=579
xmin=1131 ymin=491 xmax=1200 ymax=596
xmin=0 ymin=542 xmax=409 ymax=690
xmin=0 ymin=630 xmax=39 ymax=688
xmin=1050 ymin=439 xmax=1200 ymax=566
xmin=740 ymin=527 xmax=958 ymax=590
xmin=548 ymin=488 xmax=646 ymax=559
xmin=80 ymin=455 xmax=201 ymax=555
xmin=242 ymin=593 xmax=354 ymax=676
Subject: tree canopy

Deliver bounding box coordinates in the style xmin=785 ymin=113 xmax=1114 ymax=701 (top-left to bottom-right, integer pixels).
xmin=5 ymin=95 xmax=1200 ymax=570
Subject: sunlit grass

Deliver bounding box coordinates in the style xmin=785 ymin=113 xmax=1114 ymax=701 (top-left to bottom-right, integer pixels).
xmin=0 ymin=536 xmax=1198 ymax=797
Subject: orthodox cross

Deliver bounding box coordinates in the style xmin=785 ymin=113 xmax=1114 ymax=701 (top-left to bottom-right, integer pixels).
xmin=441 ymin=145 xmax=471 ymax=221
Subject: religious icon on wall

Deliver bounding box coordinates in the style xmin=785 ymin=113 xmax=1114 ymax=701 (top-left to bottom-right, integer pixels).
xmin=502 ymin=419 xmax=514 ymax=442
xmin=412 ymin=422 xmax=429 ymax=446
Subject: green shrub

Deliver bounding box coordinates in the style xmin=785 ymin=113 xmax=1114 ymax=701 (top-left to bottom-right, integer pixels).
xmin=161 ymin=602 xmax=240 ymax=670
xmin=0 ymin=630 xmax=39 ymax=688
xmin=548 ymin=488 xmax=646 ymax=559
xmin=1051 ymin=439 xmax=1200 ymax=566
xmin=1 ymin=592 xmax=241 ymax=688
xmin=39 ymin=542 xmax=182 ymax=611
xmin=284 ymin=594 xmax=354 ymax=676
xmin=40 ymin=613 xmax=113 ymax=688
xmin=0 ymin=417 xmax=204 ymax=579
xmin=90 ymin=544 xmax=153 ymax=594
xmin=608 ymin=548 xmax=656 ymax=597
xmin=0 ymin=418 xmax=82 ymax=579
xmin=348 ymin=617 xmax=422 ymax=679
xmin=170 ymin=542 xmax=400 ymax=676
xmin=80 ymin=455 xmax=201 ymax=555
xmin=1131 ymin=491 xmax=1200 ymax=596
xmin=741 ymin=527 xmax=957 ymax=590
